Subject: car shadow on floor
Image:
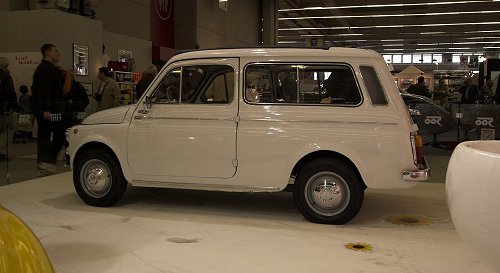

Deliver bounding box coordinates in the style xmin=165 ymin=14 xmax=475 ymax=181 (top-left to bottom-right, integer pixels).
xmin=41 ymin=183 xmax=453 ymax=230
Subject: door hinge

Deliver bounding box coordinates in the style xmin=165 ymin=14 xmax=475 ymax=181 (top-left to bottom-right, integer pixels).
xmin=232 ymin=116 xmax=240 ymax=123
xmin=232 ymin=159 xmax=238 ymax=167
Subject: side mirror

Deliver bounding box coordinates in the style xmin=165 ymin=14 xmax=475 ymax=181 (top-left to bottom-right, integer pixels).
xmin=145 ymin=96 xmax=152 ymax=109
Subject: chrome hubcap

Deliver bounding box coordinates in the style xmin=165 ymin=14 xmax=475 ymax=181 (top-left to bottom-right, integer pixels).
xmin=80 ymin=159 xmax=112 ymax=198
xmin=305 ymin=171 xmax=350 ymax=216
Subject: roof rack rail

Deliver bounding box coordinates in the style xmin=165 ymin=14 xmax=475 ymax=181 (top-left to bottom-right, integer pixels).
xmin=175 ymin=46 xmax=330 ymax=55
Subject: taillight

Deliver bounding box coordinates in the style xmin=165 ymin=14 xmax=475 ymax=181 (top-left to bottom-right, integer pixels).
xmin=410 ymin=132 xmax=423 ymax=165
xmin=415 ymin=134 xmax=423 ymax=165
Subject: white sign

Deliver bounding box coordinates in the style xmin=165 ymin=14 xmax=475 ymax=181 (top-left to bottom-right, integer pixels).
xmin=2 ymin=52 xmax=41 ymax=68
xmin=476 ymin=117 xmax=494 ymax=128
xmin=424 ymin=116 xmax=443 ymax=126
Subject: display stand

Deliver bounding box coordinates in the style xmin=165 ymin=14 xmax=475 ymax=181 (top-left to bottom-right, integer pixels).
xmin=111 ymin=71 xmax=139 ymax=105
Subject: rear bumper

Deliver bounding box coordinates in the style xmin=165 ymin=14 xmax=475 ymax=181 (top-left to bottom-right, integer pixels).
xmin=403 ymin=156 xmax=431 ymax=181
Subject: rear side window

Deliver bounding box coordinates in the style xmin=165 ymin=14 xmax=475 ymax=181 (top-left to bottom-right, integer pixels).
xmin=360 ymin=66 xmax=388 ymax=105
xmin=245 ymin=64 xmax=362 ymax=105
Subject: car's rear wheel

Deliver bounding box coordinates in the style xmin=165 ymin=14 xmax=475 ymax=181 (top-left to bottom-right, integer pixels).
xmin=293 ymin=158 xmax=364 ymax=224
xmin=73 ymin=149 xmax=127 ymax=206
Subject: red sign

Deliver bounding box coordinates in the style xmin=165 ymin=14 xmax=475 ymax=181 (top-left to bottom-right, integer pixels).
xmin=150 ymin=0 xmax=175 ymax=49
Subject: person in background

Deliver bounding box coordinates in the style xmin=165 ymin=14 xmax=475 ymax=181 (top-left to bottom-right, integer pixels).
xmin=0 ymin=57 xmax=19 ymax=160
xmin=495 ymin=79 xmax=500 ymax=105
xmin=432 ymin=79 xmax=450 ymax=106
xmin=407 ymin=76 xmax=432 ymax=98
xmin=278 ymin=71 xmax=297 ymax=102
xmin=459 ymin=78 xmax=479 ymax=104
xmin=18 ymin=85 xmax=31 ymax=114
xmin=31 ymin=44 xmax=65 ymax=174
xmin=61 ymin=70 xmax=89 ymax=126
xmin=479 ymin=78 xmax=493 ymax=100
xmin=17 ymin=85 xmax=33 ymax=143
xmin=95 ymin=67 xmax=120 ymax=111
xmin=136 ymin=64 xmax=158 ymax=99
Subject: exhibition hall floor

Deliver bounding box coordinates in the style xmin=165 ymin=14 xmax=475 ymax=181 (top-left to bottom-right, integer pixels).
xmin=0 ymin=156 xmax=494 ymax=273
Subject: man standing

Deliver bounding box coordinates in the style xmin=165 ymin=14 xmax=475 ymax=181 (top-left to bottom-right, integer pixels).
xmin=0 ymin=57 xmax=18 ymax=160
xmin=459 ymin=78 xmax=479 ymax=104
xmin=407 ymin=76 xmax=432 ymax=98
xmin=95 ymin=67 xmax=120 ymax=111
xmin=136 ymin=64 xmax=157 ymax=99
xmin=31 ymin=44 xmax=65 ymax=174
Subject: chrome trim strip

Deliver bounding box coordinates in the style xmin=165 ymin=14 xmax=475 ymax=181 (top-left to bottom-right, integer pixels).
xmin=403 ymin=156 xmax=431 ymax=181
xmin=140 ymin=116 xmax=236 ymax=122
xmin=242 ymin=118 xmax=398 ymax=125
xmin=141 ymin=116 xmax=397 ymax=125
xmin=131 ymin=180 xmax=281 ymax=192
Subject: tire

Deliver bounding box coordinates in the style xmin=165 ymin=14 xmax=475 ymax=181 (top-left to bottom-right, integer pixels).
xmin=73 ymin=149 xmax=127 ymax=207
xmin=293 ymin=158 xmax=364 ymax=224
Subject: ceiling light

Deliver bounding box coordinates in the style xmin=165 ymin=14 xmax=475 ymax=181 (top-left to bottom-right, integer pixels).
xmin=299 ymin=34 xmax=364 ymax=37
xmin=464 ymin=30 xmax=500 ymax=34
xmin=279 ymin=10 xmax=500 ymax=21
xmin=465 ymin=37 xmax=500 ymax=40
xmin=382 ymin=44 xmax=404 ymax=47
xmin=278 ymin=1 xmax=498 ymax=12
xmin=381 ymin=39 xmax=404 ymax=42
xmin=279 ymin=22 xmax=500 ymax=31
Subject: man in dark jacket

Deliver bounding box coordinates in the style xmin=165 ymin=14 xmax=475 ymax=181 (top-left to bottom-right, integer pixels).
xmin=459 ymin=78 xmax=479 ymax=104
xmin=407 ymin=76 xmax=432 ymax=98
xmin=136 ymin=64 xmax=157 ymax=99
xmin=0 ymin=57 xmax=18 ymax=160
xmin=31 ymin=44 xmax=65 ymax=174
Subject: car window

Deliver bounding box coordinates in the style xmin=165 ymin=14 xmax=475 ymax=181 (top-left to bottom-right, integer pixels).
xmin=151 ymin=65 xmax=235 ymax=104
xmin=245 ymin=64 xmax=361 ymax=105
xmin=201 ymin=71 xmax=235 ymax=103
xmin=150 ymin=67 xmax=181 ymax=104
xmin=360 ymin=66 xmax=388 ymax=105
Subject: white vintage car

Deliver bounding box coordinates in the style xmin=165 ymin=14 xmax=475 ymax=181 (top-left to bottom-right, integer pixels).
xmin=66 ymin=47 xmax=430 ymax=224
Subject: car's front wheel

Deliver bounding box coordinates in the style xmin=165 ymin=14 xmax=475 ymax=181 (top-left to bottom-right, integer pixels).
xmin=73 ymin=149 xmax=127 ymax=207
xmin=293 ymin=158 xmax=364 ymax=224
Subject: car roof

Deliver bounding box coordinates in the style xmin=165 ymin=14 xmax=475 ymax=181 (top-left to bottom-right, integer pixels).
xmin=169 ymin=47 xmax=383 ymax=62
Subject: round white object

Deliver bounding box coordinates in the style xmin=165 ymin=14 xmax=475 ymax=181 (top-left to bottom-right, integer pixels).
xmin=446 ymin=141 xmax=500 ymax=272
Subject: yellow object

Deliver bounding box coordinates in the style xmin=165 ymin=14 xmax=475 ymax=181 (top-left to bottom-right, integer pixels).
xmin=0 ymin=206 xmax=55 ymax=273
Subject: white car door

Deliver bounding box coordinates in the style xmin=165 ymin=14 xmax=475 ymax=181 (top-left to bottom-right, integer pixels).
xmin=127 ymin=58 xmax=239 ymax=179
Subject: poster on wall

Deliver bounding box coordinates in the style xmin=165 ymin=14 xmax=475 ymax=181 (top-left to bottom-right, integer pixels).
xmin=118 ymin=49 xmax=133 ymax=62
xmin=73 ymin=44 xmax=89 ymax=76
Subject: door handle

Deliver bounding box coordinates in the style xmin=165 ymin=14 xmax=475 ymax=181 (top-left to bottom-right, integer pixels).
xmin=134 ymin=114 xmax=148 ymax=120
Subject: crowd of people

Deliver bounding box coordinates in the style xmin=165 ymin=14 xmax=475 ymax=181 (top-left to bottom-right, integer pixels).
xmin=406 ymin=75 xmax=500 ymax=107
xmin=0 ymin=43 xmax=156 ymax=175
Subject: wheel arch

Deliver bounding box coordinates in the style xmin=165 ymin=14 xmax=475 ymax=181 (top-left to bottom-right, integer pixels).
xmin=291 ymin=150 xmax=366 ymax=189
xmin=73 ymin=142 xmax=128 ymax=181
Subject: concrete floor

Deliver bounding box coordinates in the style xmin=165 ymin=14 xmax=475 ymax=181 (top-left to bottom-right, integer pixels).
xmin=0 ymin=158 xmax=495 ymax=273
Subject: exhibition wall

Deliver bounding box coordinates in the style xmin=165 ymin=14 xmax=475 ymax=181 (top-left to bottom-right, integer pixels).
xmin=97 ymin=0 xmax=150 ymax=41
xmin=0 ymin=9 xmax=152 ymax=94
xmin=196 ymin=0 xmax=260 ymax=48
xmin=0 ymin=9 xmax=102 ymax=94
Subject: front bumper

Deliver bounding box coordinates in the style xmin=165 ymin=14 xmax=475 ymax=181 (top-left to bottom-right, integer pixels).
xmin=403 ymin=156 xmax=431 ymax=181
